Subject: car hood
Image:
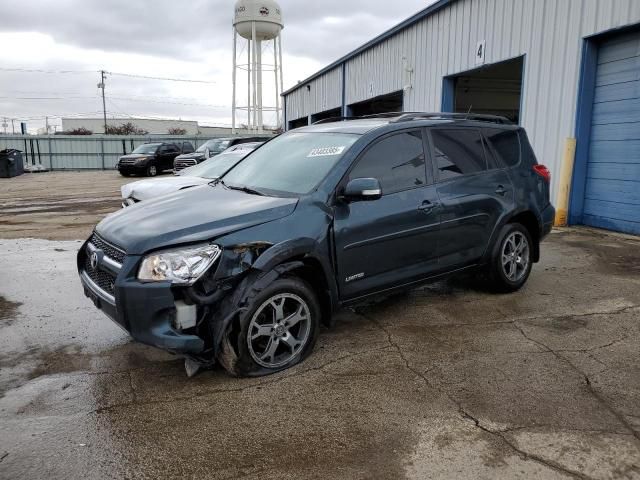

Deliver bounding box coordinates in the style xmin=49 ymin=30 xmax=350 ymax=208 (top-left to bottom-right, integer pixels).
xmin=176 ymin=152 xmax=206 ymax=160
xmin=121 ymin=176 xmax=211 ymax=201
xmin=97 ymin=184 xmax=298 ymax=254
xmin=120 ymin=154 xmax=150 ymax=161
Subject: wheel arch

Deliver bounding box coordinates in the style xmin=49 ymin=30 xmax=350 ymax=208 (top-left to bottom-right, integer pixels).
xmin=504 ymin=210 xmax=542 ymax=262
xmin=251 ymin=238 xmax=338 ymax=328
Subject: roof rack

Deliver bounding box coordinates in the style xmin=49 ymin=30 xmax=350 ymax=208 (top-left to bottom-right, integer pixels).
xmin=311 ymin=112 xmax=406 ymax=125
xmin=390 ymin=112 xmax=512 ymax=124
xmin=312 ymin=116 xmax=358 ymax=125
xmin=311 ymin=111 xmax=512 ymax=126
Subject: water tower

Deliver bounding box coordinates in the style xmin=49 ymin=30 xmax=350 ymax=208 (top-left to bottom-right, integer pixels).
xmin=232 ymin=0 xmax=284 ymax=133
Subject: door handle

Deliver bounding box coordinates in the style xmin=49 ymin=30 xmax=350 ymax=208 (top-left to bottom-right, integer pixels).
xmin=495 ymin=185 xmax=508 ymax=196
xmin=418 ymin=200 xmax=438 ymax=214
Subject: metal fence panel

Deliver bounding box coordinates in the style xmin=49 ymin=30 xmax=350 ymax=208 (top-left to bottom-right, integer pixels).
xmin=0 ymin=134 xmax=271 ymax=170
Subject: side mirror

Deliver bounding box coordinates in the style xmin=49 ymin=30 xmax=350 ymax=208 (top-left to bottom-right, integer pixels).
xmin=204 ymin=147 xmax=211 ymax=158
xmin=342 ymin=178 xmax=382 ymax=202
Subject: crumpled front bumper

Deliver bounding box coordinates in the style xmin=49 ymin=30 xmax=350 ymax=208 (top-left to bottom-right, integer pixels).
xmin=78 ymin=239 xmax=205 ymax=355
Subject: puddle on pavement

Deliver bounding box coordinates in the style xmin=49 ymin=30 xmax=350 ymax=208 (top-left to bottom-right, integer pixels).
xmin=556 ymin=229 xmax=640 ymax=277
xmin=0 ymin=296 xmax=21 ymax=326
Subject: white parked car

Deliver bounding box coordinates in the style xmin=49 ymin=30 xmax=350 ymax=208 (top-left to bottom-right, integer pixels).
xmin=120 ymin=143 xmax=262 ymax=207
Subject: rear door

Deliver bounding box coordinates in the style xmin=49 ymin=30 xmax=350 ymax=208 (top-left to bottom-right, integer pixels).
xmin=333 ymin=129 xmax=441 ymax=299
xmin=160 ymin=144 xmax=180 ymax=170
xmin=428 ymin=127 xmax=514 ymax=269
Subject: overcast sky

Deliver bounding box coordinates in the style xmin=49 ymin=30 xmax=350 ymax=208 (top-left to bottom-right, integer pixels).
xmin=0 ymin=0 xmax=433 ymax=133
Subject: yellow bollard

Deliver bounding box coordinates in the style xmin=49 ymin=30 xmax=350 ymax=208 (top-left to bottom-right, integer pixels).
xmin=554 ymin=137 xmax=577 ymax=227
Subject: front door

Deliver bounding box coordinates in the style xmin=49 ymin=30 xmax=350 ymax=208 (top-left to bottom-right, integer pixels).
xmin=428 ymin=127 xmax=514 ymax=268
xmin=333 ymin=129 xmax=441 ymax=299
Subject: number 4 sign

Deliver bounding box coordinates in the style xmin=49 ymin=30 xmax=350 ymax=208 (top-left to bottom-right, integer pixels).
xmin=476 ymin=40 xmax=486 ymax=65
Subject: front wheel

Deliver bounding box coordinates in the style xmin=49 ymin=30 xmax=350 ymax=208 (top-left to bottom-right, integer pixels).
xmin=487 ymin=223 xmax=533 ymax=293
xmin=219 ymin=277 xmax=321 ymax=377
xmin=146 ymin=164 xmax=158 ymax=177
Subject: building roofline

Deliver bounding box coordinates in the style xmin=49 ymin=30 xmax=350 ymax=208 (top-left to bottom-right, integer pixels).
xmin=282 ymin=0 xmax=455 ymax=96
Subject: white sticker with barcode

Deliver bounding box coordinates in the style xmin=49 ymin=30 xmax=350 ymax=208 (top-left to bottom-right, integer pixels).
xmin=307 ymin=146 xmax=346 ymax=157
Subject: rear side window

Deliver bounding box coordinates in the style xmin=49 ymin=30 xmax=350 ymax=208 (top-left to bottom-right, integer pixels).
xmin=484 ymin=128 xmax=520 ymax=167
xmin=349 ymin=130 xmax=426 ymax=194
xmin=431 ymin=129 xmax=487 ymax=180
xmin=518 ymin=130 xmax=538 ymax=167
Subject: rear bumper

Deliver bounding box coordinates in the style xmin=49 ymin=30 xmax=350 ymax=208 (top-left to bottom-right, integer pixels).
xmin=78 ymin=239 xmax=205 ymax=355
xmin=540 ymin=203 xmax=555 ymax=239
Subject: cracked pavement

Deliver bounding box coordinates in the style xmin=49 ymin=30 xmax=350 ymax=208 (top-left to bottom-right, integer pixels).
xmin=1 ymin=173 xmax=640 ymax=479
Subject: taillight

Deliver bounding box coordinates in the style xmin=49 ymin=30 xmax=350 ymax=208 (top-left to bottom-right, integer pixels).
xmin=533 ymin=164 xmax=551 ymax=182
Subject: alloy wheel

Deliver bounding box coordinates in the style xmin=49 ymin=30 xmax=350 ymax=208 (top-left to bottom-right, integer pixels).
xmin=501 ymin=231 xmax=530 ymax=282
xmin=247 ymin=293 xmax=312 ymax=368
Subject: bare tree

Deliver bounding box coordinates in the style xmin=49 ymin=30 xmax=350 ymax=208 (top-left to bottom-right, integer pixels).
xmin=168 ymin=127 xmax=187 ymax=135
xmin=61 ymin=127 xmax=93 ymax=135
xmin=105 ymin=122 xmax=148 ymax=135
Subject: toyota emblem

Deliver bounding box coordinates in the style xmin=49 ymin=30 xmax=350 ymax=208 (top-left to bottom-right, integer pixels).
xmin=90 ymin=252 xmax=99 ymax=270
xmin=259 ymin=6 xmax=269 ymax=15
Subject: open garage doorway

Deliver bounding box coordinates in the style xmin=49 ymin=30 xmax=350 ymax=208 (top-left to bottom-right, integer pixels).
xmin=288 ymin=117 xmax=309 ymax=130
xmin=444 ymin=56 xmax=524 ymax=124
xmin=349 ymin=90 xmax=404 ymax=117
xmin=310 ymin=107 xmax=342 ymax=124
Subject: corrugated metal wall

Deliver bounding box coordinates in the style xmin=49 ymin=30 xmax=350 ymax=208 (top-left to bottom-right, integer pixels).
xmin=285 ymin=67 xmax=343 ymax=122
xmin=283 ymin=0 xmax=640 ymax=202
xmin=0 ymin=135 xmax=218 ymax=170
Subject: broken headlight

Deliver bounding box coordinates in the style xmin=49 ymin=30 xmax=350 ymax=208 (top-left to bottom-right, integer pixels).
xmin=138 ymin=244 xmax=221 ymax=285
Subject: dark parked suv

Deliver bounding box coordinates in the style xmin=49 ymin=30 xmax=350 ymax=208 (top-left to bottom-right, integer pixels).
xmin=118 ymin=141 xmax=194 ymax=177
xmin=79 ymin=113 xmax=554 ymax=377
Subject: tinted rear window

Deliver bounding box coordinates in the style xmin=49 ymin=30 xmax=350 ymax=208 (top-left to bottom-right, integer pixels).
xmin=484 ymin=128 xmax=521 ymax=167
xmin=431 ymin=129 xmax=487 ymax=180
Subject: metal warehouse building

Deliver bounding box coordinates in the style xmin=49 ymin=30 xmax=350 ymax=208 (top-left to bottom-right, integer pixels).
xmin=282 ymin=0 xmax=640 ymax=235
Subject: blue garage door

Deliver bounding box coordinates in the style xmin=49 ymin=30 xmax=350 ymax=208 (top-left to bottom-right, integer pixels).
xmin=584 ymin=31 xmax=640 ymax=235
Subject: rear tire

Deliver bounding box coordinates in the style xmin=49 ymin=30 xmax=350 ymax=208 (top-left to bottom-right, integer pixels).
xmin=219 ymin=276 xmax=321 ymax=377
xmin=487 ymin=222 xmax=533 ymax=293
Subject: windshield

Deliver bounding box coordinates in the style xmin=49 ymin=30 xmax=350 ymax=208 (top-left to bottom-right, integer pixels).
xmin=222 ymin=132 xmax=359 ymax=195
xmin=179 ymin=153 xmax=246 ymax=179
xmin=196 ymin=139 xmax=231 ymax=154
xmin=132 ymin=143 xmax=160 ymax=155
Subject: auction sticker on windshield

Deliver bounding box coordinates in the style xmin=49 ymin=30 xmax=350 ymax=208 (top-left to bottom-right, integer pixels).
xmin=308 ymin=146 xmax=346 ymax=157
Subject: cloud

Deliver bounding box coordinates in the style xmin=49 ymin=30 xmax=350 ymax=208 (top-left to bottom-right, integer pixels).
xmin=0 ymin=0 xmax=435 ymax=131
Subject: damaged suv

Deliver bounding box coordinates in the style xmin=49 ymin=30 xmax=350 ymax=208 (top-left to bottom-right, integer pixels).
xmin=78 ymin=113 xmax=554 ymax=377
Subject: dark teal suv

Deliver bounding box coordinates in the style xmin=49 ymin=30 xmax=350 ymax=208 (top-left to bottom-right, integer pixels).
xmin=79 ymin=113 xmax=554 ymax=377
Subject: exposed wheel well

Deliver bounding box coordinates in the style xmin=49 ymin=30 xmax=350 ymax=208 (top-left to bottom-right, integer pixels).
xmin=508 ymin=211 xmax=541 ymax=262
xmin=287 ymin=257 xmax=333 ymax=328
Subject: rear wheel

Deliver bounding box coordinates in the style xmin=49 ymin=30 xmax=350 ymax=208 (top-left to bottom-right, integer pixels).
xmin=219 ymin=277 xmax=320 ymax=377
xmin=487 ymin=223 xmax=533 ymax=292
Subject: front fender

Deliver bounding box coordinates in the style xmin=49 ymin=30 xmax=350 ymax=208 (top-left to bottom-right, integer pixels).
xmin=252 ymin=237 xmax=318 ymax=271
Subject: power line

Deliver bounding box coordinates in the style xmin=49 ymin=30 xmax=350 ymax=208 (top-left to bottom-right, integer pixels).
xmin=0 ymin=95 xmax=228 ymax=109
xmin=0 ymin=67 xmax=94 ymax=74
xmin=107 ymin=71 xmax=216 ymax=84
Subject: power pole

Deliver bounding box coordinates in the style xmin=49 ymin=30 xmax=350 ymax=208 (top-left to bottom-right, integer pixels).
xmin=11 ymin=118 xmax=15 ymax=135
xmin=45 ymin=116 xmax=49 ymax=134
xmin=98 ymin=70 xmax=108 ymax=134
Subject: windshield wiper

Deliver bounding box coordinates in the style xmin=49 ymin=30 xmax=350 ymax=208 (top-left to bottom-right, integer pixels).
xmin=217 ymin=179 xmax=265 ymax=196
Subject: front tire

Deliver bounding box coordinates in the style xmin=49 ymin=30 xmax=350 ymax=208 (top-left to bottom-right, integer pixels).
xmin=487 ymin=223 xmax=533 ymax=293
xmin=146 ymin=164 xmax=158 ymax=177
xmin=220 ymin=277 xmax=321 ymax=377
